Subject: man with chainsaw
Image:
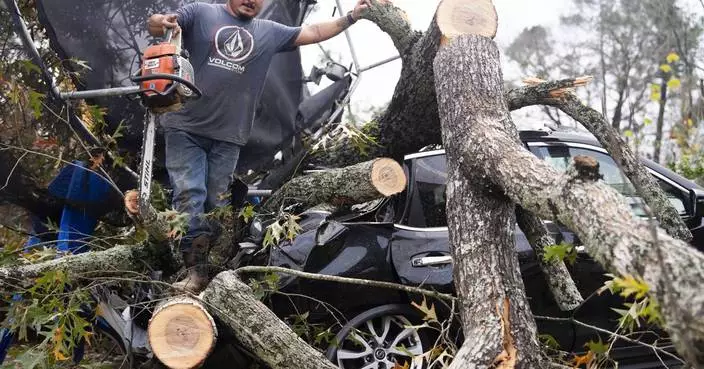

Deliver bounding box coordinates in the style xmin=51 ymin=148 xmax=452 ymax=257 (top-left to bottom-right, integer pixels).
xmin=126 ymin=0 xmax=372 ymax=293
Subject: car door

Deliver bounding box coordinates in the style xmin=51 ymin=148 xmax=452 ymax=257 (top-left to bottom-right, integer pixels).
xmin=391 ymin=152 xmax=454 ymax=293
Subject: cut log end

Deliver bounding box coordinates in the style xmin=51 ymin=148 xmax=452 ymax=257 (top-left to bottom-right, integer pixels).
xmin=436 ymin=0 xmax=498 ymax=42
xmin=573 ymin=155 xmax=602 ymax=182
xmin=148 ymin=297 xmax=218 ymax=369
xmin=371 ymin=157 xmax=407 ymax=196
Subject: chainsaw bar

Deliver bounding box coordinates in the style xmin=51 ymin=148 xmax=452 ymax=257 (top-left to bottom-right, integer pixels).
xmin=138 ymin=112 xmax=157 ymax=216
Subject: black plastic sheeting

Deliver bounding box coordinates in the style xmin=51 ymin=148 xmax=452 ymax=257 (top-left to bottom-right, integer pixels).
xmin=35 ymin=0 xmax=335 ymax=178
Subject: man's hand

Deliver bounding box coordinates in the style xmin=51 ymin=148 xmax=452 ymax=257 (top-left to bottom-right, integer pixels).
xmin=295 ymin=0 xmax=373 ymax=46
xmin=351 ymin=0 xmax=372 ymax=21
xmin=147 ymin=14 xmax=181 ymax=37
xmin=125 ymin=190 xmax=139 ymax=215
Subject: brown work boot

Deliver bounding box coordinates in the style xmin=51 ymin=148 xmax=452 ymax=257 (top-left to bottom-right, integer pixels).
xmin=172 ymin=235 xmax=211 ymax=294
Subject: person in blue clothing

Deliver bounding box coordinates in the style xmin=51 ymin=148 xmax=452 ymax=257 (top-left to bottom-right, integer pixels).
xmin=125 ymin=0 xmax=371 ymax=293
xmin=25 ymin=148 xmax=123 ymax=253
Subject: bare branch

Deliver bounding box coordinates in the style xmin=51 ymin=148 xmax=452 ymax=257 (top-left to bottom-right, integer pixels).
xmin=236 ymin=265 xmax=456 ymax=302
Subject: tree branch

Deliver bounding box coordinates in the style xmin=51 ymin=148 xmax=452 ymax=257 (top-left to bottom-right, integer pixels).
xmin=515 ymin=208 xmax=583 ymax=311
xmin=534 ymin=315 xmax=685 ymax=365
xmin=236 ymin=265 xmax=456 ymax=302
xmin=506 ymin=78 xmax=693 ymax=242
xmin=0 ymin=241 xmax=178 ymax=290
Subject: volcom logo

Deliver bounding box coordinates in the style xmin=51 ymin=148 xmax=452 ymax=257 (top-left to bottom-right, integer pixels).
xmin=215 ymin=26 xmax=254 ymax=62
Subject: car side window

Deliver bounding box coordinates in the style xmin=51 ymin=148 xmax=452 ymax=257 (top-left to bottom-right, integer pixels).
xmin=404 ymin=155 xmax=448 ymax=227
xmin=531 ymin=144 xmax=688 ymax=216
xmin=656 ymin=177 xmax=688 ymax=215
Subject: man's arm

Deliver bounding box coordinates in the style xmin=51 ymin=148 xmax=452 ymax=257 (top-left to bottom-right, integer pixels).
xmin=147 ymin=13 xmax=180 ymax=37
xmin=294 ymin=0 xmax=370 ymax=46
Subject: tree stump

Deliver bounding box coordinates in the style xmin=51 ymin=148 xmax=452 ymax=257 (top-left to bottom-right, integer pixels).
xmin=148 ymin=297 xmax=218 ymax=369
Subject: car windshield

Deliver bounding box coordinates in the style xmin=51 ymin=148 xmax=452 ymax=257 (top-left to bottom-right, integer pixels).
xmin=531 ymin=145 xmax=687 ymax=217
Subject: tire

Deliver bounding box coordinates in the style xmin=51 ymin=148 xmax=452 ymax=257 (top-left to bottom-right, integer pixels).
xmin=326 ymin=304 xmax=432 ymax=369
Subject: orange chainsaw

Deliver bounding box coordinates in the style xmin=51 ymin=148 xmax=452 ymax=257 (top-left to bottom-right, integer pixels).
xmin=134 ymin=28 xmax=197 ymax=112
xmin=59 ymin=28 xmax=202 ymax=217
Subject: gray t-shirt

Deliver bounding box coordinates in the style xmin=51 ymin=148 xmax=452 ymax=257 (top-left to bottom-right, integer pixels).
xmin=162 ymin=2 xmax=301 ymax=145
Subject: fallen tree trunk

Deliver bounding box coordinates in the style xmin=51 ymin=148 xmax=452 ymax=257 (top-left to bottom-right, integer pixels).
xmin=433 ymin=2 xmax=541 ymax=367
xmin=315 ymin=0 xmax=690 ymax=312
xmin=262 ymin=157 xmax=405 ymax=212
xmin=198 ymin=271 xmax=338 ymax=369
xmin=435 ymin=29 xmax=704 ymax=367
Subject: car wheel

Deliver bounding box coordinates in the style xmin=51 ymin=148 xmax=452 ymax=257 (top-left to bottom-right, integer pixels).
xmin=326 ymin=304 xmax=430 ymax=369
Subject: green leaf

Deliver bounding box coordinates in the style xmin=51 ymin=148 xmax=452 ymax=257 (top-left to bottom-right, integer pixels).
xmin=20 ymin=247 xmax=58 ymax=264
xmin=643 ymin=118 xmax=652 ymax=126
xmin=538 ymin=334 xmax=560 ymax=350
xmin=641 ymin=297 xmax=663 ymax=326
xmin=162 ymin=209 xmax=189 ymax=240
xmin=542 ymin=242 xmax=576 ymax=264
xmin=263 ymin=272 xmax=280 ymax=290
xmin=623 ymin=130 xmax=634 ymax=138
xmin=28 ymin=90 xmax=45 ymax=119
xmin=610 ymin=275 xmax=650 ymax=300
xmin=585 ymin=338 xmax=609 ymax=355
xmin=111 ymin=154 xmax=125 ymax=169
xmin=18 ymin=60 xmax=42 ymax=75
xmin=111 ymin=121 xmax=125 ymax=141
xmin=238 ymin=204 xmax=255 ymax=222
xmin=69 ymin=57 xmax=93 ymax=71
xmin=263 ymin=221 xmax=284 ymax=248
xmin=314 ymin=327 xmax=336 ymax=346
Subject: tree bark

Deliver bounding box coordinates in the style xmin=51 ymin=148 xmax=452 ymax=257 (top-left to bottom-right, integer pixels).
xmin=199 ymin=271 xmax=338 ymax=369
xmin=434 ymin=6 xmax=542 ymax=365
xmin=507 ymin=79 xmax=693 ymax=242
xmin=262 ymin=157 xmax=405 ymax=212
xmin=436 ymin=32 xmax=704 ymax=366
xmin=611 ymin=78 xmax=627 ymax=130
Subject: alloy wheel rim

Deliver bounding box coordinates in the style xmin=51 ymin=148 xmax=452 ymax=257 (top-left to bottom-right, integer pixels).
xmin=336 ymin=315 xmax=424 ymax=369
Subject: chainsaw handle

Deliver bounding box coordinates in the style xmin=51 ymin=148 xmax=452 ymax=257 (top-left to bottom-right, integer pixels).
xmin=130 ymin=73 xmax=202 ymax=98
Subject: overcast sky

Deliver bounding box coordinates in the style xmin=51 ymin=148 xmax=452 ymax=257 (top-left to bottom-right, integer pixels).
xmin=297 ymin=0 xmax=704 ymax=128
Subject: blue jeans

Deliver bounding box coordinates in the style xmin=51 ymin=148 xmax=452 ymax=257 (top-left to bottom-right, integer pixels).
xmin=164 ymin=128 xmax=241 ymax=251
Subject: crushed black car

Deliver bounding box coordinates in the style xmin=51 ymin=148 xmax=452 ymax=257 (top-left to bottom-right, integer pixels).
xmin=239 ymin=129 xmax=703 ymax=369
